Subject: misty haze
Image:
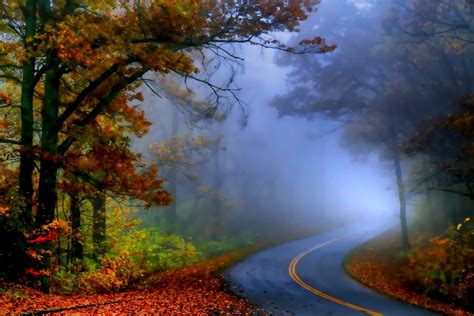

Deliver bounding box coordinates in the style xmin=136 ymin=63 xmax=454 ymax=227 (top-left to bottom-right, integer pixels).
xmin=0 ymin=0 xmax=472 ymax=315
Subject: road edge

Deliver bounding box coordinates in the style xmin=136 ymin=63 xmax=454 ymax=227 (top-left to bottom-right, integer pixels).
xmin=342 ymin=229 xmax=469 ymax=316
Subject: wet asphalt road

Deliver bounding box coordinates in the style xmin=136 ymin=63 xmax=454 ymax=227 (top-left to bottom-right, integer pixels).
xmin=225 ymin=219 xmax=440 ymax=316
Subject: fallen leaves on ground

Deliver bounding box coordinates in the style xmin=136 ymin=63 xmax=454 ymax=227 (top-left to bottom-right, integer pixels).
xmin=0 ymin=249 xmax=260 ymax=315
xmin=345 ymin=229 xmax=472 ymax=316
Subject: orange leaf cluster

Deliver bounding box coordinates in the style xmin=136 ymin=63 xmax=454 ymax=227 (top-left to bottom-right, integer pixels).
xmin=64 ymin=143 xmax=171 ymax=207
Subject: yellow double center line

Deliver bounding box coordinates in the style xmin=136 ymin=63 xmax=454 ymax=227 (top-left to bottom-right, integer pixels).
xmin=288 ymin=238 xmax=383 ymax=316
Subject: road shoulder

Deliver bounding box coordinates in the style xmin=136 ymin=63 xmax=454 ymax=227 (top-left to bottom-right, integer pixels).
xmin=344 ymin=229 xmax=471 ymax=316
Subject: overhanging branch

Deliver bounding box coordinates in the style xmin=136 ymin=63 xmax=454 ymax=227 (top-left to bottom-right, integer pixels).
xmin=428 ymin=186 xmax=474 ymax=199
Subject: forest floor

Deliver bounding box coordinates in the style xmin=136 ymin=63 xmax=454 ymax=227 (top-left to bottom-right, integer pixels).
xmin=344 ymin=229 xmax=471 ymax=316
xmin=0 ymin=248 xmax=263 ymax=315
xmin=0 ymin=225 xmax=342 ymax=314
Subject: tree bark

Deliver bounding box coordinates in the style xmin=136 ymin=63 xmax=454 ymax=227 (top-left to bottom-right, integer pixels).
xmin=19 ymin=0 xmax=37 ymax=227
xmin=91 ymin=194 xmax=106 ymax=259
xmin=70 ymin=194 xmax=83 ymax=260
xmin=36 ymin=58 xmax=60 ymax=227
xmin=392 ymin=147 xmax=411 ymax=249
xmin=35 ymin=0 xmax=61 ymax=229
xmin=166 ymin=108 xmax=179 ymax=226
xmin=426 ymin=187 xmax=437 ymax=232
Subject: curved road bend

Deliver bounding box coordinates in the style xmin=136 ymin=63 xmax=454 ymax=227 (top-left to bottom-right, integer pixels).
xmin=225 ymin=219 xmax=439 ymax=316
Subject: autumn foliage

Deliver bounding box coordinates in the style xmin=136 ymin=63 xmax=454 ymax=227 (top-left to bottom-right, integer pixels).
xmin=403 ymin=219 xmax=474 ymax=310
xmin=0 ymin=247 xmax=258 ymax=314
xmin=346 ymin=223 xmax=474 ymax=315
xmin=0 ymin=0 xmax=334 ymax=299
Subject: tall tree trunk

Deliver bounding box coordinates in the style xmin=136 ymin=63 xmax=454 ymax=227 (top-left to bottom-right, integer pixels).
xmin=392 ymin=147 xmax=410 ymax=249
xmin=36 ymin=58 xmax=60 ymax=227
xmin=426 ymin=187 xmax=437 ymax=232
xmin=91 ymin=193 xmax=106 ymax=259
xmin=70 ymin=194 xmax=83 ymax=261
xmin=213 ymin=148 xmax=222 ymax=214
xmin=166 ymin=170 xmax=177 ymax=225
xmin=166 ymin=108 xmax=179 ymax=226
xmin=19 ymin=0 xmax=37 ymax=227
xmin=34 ymin=55 xmax=60 ymax=291
xmin=36 ymin=0 xmax=61 ymax=228
xmin=207 ymin=140 xmax=224 ymax=238
xmin=441 ymin=191 xmax=452 ymax=227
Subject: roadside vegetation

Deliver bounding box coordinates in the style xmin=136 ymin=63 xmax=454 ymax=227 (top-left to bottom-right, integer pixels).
xmin=274 ymin=0 xmax=473 ymax=312
xmin=0 ymin=246 xmax=260 ymax=314
xmin=345 ymin=218 xmax=473 ymax=315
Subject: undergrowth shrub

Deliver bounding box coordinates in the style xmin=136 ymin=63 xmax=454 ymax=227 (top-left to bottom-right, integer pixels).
xmin=404 ymin=218 xmax=473 ymax=310
xmin=51 ymin=228 xmax=198 ymax=294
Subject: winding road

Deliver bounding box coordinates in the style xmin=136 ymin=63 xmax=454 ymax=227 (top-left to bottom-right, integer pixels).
xmin=225 ymin=219 xmax=439 ymax=316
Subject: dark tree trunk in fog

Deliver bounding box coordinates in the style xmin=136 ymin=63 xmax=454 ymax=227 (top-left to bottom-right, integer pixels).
xmin=166 ymin=107 xmax=179 ymax=226
xmin=426 ymin=187 xmax=438 ymax=232
xmin=210 ymin=148 xmax=224 ymax=237
xmin=92 ymin=194 xmax=106 ymax=258
xmin=392 ymin=146 xmax=410 ymax=249
xmin=453 ymin=195 xmax=462 ymax=225
xmin=70 ymin=194 xmax=83 ymax=260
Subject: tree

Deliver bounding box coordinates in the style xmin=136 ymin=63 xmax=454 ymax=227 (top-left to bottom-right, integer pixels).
xmin=0 ymin=0 xmax=334 ymax=287
xmin=406 ymin=94 xmax=474 ymax=199
xmin=393 ymin=0 xmax=474 ymax=227
xmin=272 ymin=0 xmax=473 ymax=248
xmin=272 ymin=0 xmax=414 ymax=248
xmin=149 ymin=131 xmax=222 ymax=230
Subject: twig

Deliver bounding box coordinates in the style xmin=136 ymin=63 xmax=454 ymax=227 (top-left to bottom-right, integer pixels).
xmin=28 ymin=300 xmax=121 ymax=315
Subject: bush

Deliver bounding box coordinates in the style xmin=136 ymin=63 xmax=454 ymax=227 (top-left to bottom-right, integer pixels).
xmin=51 ymin=228 xmax=199 ymax=294
xmin=404 ymin=218 xmax=474 ymax=309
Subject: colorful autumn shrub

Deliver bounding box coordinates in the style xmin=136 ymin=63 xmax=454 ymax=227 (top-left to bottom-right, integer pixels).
xmin=404 ymin=219 xmax=474 ymax=309
xmin=50 ymin=227 xmax=198 ymax=294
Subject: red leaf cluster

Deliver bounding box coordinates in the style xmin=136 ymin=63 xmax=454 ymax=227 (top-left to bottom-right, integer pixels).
xmin=0 ymin=93 xmax=11 ymax=105
xmin=28 ymin=231 xmax=59 ymax=245
xmin=24 ymin=268 xmax=41 ymax=277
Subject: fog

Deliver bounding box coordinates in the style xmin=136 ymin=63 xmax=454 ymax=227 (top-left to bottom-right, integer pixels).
xmin=215 ymin=44 xmax=398 ymax=221
xmin=118 ymin=0 xmax=474 ymax=254
xmin=131 ymin=0 xmax=423 ymax=242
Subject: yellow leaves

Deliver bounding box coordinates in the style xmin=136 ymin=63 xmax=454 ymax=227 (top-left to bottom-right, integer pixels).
xmin=456 ymin=217 xmax=471 ymax=231
xmin=44 ymin=219 xmax=71 ymax=234
xmin=81 ymin=0 xmax=117 ymax=11
xmin=0 ymin=206 xmax=11 ymax=217
xmin=39 ymin=15 xmax=103 ymax=68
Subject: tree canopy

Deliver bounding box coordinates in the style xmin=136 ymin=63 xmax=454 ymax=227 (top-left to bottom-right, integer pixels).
xmin=0 ymin=0 xmax=334 ymax=287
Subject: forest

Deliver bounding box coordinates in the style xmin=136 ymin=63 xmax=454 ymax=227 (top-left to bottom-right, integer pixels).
xmin=0 ymin=0 xmax=472 ymax=314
